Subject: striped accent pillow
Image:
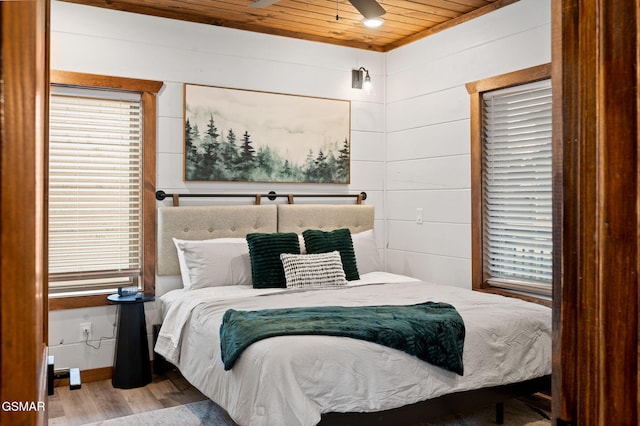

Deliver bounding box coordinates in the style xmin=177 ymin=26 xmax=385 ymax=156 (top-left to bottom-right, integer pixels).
xmin=280 ymin=251 xmax=347 ymax=288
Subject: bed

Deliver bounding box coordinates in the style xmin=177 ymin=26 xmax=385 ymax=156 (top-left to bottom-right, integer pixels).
xmin=153 ymin=203 xmax=551 ymax=426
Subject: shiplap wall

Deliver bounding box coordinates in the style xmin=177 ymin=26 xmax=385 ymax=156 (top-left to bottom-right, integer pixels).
xmin=384 ymin=0 xmax=551 ymax=288
xmin=48 ymin=0 xmax=385 ymax=371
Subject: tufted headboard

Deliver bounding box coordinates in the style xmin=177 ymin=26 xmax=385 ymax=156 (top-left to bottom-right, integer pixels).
xmin=157 ymin=205 xmax=278 ymax=277
xmin=156 ymin=204 xmax=374 ymax=295
xmin=276 ymin=204 xmax=374 ymax=234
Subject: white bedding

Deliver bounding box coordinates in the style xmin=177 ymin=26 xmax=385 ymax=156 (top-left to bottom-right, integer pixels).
xmin=154 ymin=273 xmax=551 ymax=426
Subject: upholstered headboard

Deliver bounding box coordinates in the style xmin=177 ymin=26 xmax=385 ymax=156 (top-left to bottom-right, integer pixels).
xmin=157 ymin=205 xmax=278 ymax=277
xmin=156 ymin=204 xmax=374 ymax=295
xmin=276 ymin=204 xmax=374 ymax=234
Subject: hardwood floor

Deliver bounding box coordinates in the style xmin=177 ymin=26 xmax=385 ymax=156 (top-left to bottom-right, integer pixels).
xmin=48 ymin=369 xmax=207 ymax=425
xmin=48 ymin=368 xmax=552 ymax=426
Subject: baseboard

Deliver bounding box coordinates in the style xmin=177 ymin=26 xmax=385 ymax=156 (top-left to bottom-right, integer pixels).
xmin=54 ymin=362 xmax=161 ymax=387
xmin=54 ymin=366 xmax=111 ymax=387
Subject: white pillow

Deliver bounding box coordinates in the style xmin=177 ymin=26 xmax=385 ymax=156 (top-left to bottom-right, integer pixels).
xmin=280 ymin=251 xmax=347 ymax=288
xmin=352 ymin=230 xmax=382 ymax=274
xmin=173 ymin=237 xmax=194 ymax=289
xmin=173 ymin=237 xmax=252 ymax=290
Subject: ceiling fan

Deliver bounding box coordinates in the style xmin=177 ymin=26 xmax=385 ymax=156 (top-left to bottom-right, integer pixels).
xmin=248 ymin=0 xmax=386 ymax=21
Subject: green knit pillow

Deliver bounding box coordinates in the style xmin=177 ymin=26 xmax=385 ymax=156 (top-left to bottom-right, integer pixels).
xmin=246 ymin=232 xmax=300 ymax=288
xmin=302 ymin=228 xmax=359 ymax=281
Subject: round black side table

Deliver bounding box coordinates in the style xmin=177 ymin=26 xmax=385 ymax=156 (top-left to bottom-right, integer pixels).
xmin=107 ymin=292 xmax=155 ymax=389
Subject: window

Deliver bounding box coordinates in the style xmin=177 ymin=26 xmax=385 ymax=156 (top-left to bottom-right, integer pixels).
xmin=49 ymin=88 xmax=142 ymax=292
xmin=48 ymin=71 xmax=162 ymax=309
xmin=466 ymin=64 xmax=552 ymax=304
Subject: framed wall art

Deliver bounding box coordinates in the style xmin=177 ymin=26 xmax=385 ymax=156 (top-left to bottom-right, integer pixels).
xmin=183 ymin=84 xmax=351 ymax=184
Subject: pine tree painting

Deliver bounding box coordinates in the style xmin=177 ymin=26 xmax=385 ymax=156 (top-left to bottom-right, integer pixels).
xmin=183 ymin=84 xmax=351 ymax=183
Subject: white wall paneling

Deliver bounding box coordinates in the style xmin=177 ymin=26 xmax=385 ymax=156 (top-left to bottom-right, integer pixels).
xmin=386 ymin=0 xmax=551 ymax=75
xmin=383 ymin=0 xmax=550 ymax=287
xmin=386 ymin=120 xmax=470 ymax=162
xmin=387 ymin=220 xmax=471 ymax=259
xmin=386 ymin=155 xmax=471 ymax=191
xmin=386 ymin=87 xmax=469 ymax=133
xmin=50 ymin=0 xmax=385 ymax=369
xmin=386 ymin=190 xmax=471 ymax=224
xmin=386 ymin=250 xmax=471 ymax=289
xmin=48 ymin=0 xmax=550 ymax=368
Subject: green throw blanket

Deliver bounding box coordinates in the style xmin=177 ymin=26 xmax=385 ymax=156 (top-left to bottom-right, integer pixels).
xmin=219 ymin=302 xmax=465 ymax=375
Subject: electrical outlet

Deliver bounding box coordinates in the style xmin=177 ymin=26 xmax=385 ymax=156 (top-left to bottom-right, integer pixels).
xmin=416 ymin=208 xmax=423 ymax=224
xmin=80 ymin=322 xmax=92 ymax=342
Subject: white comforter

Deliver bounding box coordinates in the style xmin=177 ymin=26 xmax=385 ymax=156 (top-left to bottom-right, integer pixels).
xmin=155 ymin=273 xmax=551 ymax=426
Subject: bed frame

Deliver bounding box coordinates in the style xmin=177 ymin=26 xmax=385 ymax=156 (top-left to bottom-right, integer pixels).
xmin=320 ymin=376 xmax=550 ymax=425
xmin=155 ymin=201 xmax=550 ymax=425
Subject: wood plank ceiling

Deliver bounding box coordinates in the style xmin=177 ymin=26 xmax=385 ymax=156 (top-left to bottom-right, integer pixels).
xmin=60 ymin=0 xmax=518 ymax=51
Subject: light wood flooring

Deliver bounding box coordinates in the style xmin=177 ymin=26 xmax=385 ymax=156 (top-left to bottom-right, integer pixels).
xmin=48 ymin=369 xmax=207 ymax=425
xmin=48 ymin=369 xmax=552 ymax=426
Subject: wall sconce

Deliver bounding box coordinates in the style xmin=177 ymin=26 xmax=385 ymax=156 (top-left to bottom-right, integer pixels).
xmin=352 ymin=67 xmax=372 ymax=91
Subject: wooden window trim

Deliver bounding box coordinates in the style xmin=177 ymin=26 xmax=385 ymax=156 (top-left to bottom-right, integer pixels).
xmin=474 ymin=288 xmax=552 ymax=308
xmin=465 ymin=63 xmax=551 ymax=306
xmin=48 ymin=71 xmax=163 ymax=310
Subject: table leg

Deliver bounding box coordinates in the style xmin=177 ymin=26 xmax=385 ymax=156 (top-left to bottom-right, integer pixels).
xmin=112 ymin=303 xmax=152 ymax=389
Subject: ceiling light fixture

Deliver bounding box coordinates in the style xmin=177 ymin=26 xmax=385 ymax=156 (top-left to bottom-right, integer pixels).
xmin=362 ymin=17 xmax=384 ymax=28
xmin=352 ymin=67 xmax=372 ymax=91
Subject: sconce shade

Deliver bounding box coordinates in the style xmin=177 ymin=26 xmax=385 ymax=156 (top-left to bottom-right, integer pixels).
xmin=352 ymin=69 xmax=364 ymax=89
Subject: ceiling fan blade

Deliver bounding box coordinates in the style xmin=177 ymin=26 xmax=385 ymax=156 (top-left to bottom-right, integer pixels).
xmin=248 ymin=0 xmax=281 ymax=9
xmin=348 ymin=0 xmax=386 ymax=19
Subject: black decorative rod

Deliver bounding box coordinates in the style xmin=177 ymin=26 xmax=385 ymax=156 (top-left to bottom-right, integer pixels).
xmin=155 ymin=190 xmax=367 ymax=205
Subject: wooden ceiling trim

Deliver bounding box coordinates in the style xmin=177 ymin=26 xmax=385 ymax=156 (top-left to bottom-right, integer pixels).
xmin=384 ymin=0 xmax=519 ymax=51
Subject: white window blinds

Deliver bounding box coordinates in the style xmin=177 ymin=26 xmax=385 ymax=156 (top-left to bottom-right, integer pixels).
xmin=49 ymin=86 xmax=143 ymax=293
xmin=482 ymin=79 xmax=552 ymax=293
